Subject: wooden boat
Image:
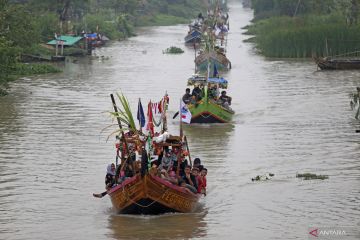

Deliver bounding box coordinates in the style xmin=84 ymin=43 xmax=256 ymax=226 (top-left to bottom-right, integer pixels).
xmin=108 ymin=174 xmax=200 ymax=214
xmin=191 ymin=4 xmax=230 ymax=72
xmin=184 ymin=29 xmax=202 ymax=44
xmin=314 ymin=57 xmax=360 ymax=70
xmin=184 ymin=14 xmax=205 ymax=45
xmin=195 ymin=50 xmax=231 ymax=72
xmin=186 ymin=75 xmax=234 ymax=123
xmin=104 ymin=94 xmax=201 ymax=215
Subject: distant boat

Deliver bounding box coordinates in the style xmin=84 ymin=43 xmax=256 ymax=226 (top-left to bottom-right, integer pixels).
xmin=186 ymin=74 xmax=234 ymax=123
xmin=184 ymin=15 xmax=204 ymax=44
xmin=184 ymin=29 xmax=202 ymax=44
xmin=314 ymin=57 xmax=360 ymax=70
xmin=195 ymin=50 xmax=231 ymax=72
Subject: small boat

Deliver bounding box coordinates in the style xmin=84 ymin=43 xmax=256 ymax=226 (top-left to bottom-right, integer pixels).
xmin=103 ymin=94 xmax=201 ymax=215
xmin=192 ymin=6 xmax=230 ymax=72
xmin=195 ymin=50 xmax=231 ymax=72
xmin=314 ymin=57 xmax=360 ymax=70
xmin=184 ymin=15 xmax=204 ymax=44
xmin=186 ymin=74 xmax=234 ymax=123
xmin=184 ymin=29 xmax=202 ymax=44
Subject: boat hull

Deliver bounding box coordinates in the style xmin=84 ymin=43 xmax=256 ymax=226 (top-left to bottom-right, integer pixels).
xmin=315 ymin=57 xmax=360 ymax=70
xmin=108 ymin=174 xmax=200 ymax=215
xmin=189 ymin=100 xmax=234 ymax=123
xmin=195 ymin=51 xmax=231 ymax=72
xmin=185 ymin=30 xmax=202 ymax=44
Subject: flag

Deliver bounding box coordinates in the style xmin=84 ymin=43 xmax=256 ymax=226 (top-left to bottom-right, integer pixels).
xmin=137 ymin=99 xmax=145 ymax=128
xmin=180 ymin=101 xmax=192 ymax=124
xmin=213 ymin=63 xmax=218 ymax=77
xmin=146 ymin=101 xmax=154 ymax=135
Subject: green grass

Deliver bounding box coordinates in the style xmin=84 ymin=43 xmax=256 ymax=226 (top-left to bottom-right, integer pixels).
xmin=245 ymin=14 xmax=360 ymax=58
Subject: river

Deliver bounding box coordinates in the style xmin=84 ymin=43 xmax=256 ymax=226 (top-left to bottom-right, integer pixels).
xmin=0 ymin=1 xmax=360 ymax=240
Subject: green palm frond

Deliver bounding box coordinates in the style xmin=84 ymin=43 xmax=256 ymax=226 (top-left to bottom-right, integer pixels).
xmin=111 ymin=92 xmax=136 ymax=132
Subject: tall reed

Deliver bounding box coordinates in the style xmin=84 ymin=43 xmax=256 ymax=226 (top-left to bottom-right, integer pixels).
xmin=246 ymin=14 xmax=360 ymax=58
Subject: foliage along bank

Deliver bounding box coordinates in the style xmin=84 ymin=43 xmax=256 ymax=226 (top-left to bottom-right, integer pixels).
xmin=0 ymin=0 xmax=208 ymax=95
xmin=244 ymin=0 xmax=360 ymax=58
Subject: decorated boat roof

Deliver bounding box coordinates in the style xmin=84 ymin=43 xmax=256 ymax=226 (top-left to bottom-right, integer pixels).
xmin=187 ymin=74 xmax=228 ymax=88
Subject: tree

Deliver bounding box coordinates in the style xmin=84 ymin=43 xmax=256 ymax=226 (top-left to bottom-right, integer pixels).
xmin=0 ymin=37 xmax=19 ymax=82
xmin=0 ymin=0 xmax=39 ymax=49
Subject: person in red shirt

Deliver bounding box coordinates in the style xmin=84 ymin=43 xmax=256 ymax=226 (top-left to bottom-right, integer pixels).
xmin=197 ymin=168 xmax=207 ymax=195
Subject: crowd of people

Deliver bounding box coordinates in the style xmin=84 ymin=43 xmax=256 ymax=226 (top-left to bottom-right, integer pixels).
xmin=182 ymin=85 xmax=232 ymax=109
xmin=102 ymin=141 xmax=207 ymax=196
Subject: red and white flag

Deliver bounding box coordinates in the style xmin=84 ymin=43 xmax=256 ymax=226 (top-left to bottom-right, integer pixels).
xmin=180 ymin=101 xmax=192 ymax=124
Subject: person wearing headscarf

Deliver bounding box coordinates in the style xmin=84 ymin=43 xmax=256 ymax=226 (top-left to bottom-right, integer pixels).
xmin=105 ymin=163 xmax=116 ymax=189
xmin=93 ymin=163 xmax=116 ymax=198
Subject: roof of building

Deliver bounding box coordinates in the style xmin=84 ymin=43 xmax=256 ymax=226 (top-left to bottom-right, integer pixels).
xmin=47 ymin=36 xmax=83 ymax=46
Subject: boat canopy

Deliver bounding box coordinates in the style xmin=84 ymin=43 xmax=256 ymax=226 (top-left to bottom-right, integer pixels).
xmin=187 ymin=75 xmax=228 ymax=89
xmin=47 ymin=35 xmax=83 ymax=46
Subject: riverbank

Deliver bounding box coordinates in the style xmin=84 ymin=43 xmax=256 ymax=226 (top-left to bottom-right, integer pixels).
xmin=0 ymin=0 xmax=208 ymax=96
xmin=0 ymin=63 xmax=60 ymax=96
xmin=244 ymin=1 xmax=360 ymax=58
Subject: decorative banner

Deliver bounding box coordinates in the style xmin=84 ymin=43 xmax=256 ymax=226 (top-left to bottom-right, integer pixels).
xmin=180 ymin=101 xmax=192 ymax=124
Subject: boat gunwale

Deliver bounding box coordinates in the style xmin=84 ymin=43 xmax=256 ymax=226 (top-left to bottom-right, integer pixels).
xmin=107 ymin=174 xmax=200 ymax=199
xmin=191 ymin=110 xmax=228 ymax=123
xmin=189 ymin=100 xmax=235 ymax=114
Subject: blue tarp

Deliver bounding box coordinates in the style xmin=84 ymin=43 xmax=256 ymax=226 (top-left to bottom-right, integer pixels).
xmin=208 ymin=77 xmax=228 ymax=84
xmin=86 ymin=33 xmax=97 ymax=38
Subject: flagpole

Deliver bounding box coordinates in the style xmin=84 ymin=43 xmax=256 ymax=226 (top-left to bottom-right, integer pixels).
xmin=138 ymin=98 xmax=142 ymax=133
xmin=206 ymin=54 xmax=210 ymax=104
xmin=162 ymin=92 xmax=168 ymax=133
xmin=110 ymin=94 xmax=129 ymax=166
xmin=194 ymin=42 xmax=197 ymax=74
xmin=179 ymin=98 xmax=183 ymax=137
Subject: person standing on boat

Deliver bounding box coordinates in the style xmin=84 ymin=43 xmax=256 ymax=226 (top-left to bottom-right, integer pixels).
xmin=182 ymin=88 xmax=192 ymax=104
